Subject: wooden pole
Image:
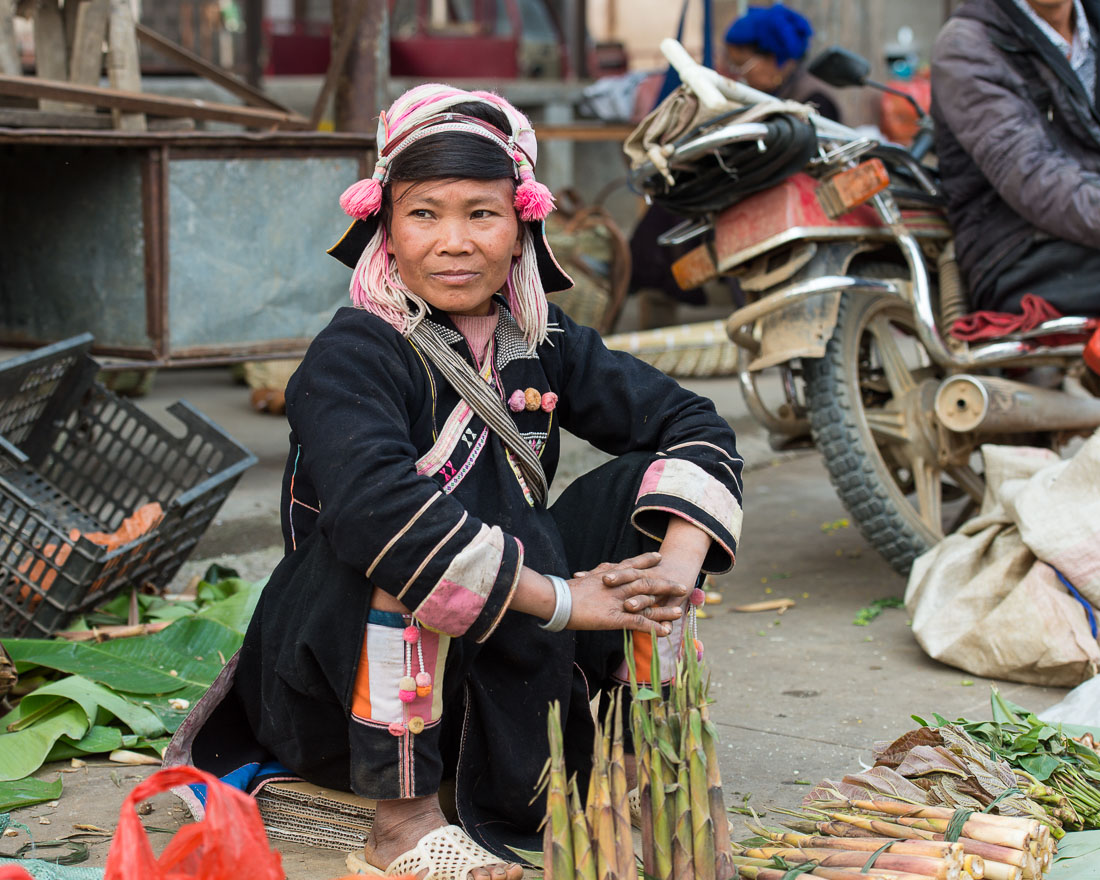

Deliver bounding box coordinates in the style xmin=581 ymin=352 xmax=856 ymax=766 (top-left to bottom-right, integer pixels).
xmin=243 ymin=0 xmax=263 ymax=86
xmin=0 ymin=0 xmax=19 ymax=75
xmin=107 ymin=0 xmax=145 ymax=130
xmin=0 ymin=73 xmax=311 ymax=128
xmin=135 ymin=23 xmax=291 ymax=113
xmin=68 ymin=0 xmax=111 ymax=88
xmin=310 ymin=0 xmax=371 ymax=130
xmin=33 ymin=0 xmax=68 ymax=111
xmin=333 ymin=0 xmax=388 ymax=133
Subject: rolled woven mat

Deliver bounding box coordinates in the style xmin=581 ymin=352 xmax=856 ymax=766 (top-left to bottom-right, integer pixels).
xmin=603 ymin=319 xmax=738 ymax=378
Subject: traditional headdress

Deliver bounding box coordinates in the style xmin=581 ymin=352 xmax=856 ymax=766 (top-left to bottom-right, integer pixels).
xmin=328 ymin=84 xmax=572 ymax=349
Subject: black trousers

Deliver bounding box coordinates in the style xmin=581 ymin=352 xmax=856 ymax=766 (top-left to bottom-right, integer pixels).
xmin=976 ymin=238 xmax=1100 ymax=317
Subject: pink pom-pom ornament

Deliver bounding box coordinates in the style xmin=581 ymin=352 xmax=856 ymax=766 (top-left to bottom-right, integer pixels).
xmin=388 ymin=721 xmax=406 ymax=736
xmin=508 ymin=390 xmax=526 ymax=412
xmin=339 ymin=176 xmax=384 ymax=220
xmin=403 ymin=626 xmax=420 ymax=644
xmin=415 ymin=672 xmax=432 ymax=687
xmin=540 ymin=391 xmax=558 ymax=412
xmin=689 ymin=588 xmax=706 ymax=607
xmin=514 ymin=179 xmax=555 ymax=222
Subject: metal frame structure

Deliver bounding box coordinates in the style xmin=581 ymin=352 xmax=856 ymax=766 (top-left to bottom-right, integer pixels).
xmin=0 ymin=128 xmax=374 ymax=366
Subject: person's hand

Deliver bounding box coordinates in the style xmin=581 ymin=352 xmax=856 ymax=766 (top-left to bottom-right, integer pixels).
xmin=566 ymin=551 xmax=689 ymax=636
xmin=575 ymin=552 xmax=701 ymax=612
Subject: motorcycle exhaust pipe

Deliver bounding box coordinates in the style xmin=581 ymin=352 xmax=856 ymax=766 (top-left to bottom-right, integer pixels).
xmin=934 ymin=374 xmax=1100 ymax=434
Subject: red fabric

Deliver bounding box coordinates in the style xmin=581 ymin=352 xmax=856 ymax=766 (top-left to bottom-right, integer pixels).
xmin=1086 ymin=326 xmax=1100 ymax=373
xmin=0 ymin=867 xmax=34 ymax=880
xmin=951 ymin=293 xmax=1099 ymax=345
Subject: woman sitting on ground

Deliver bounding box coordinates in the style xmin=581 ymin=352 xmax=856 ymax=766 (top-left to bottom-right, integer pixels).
xmin=168 ymin=84 xmax=744 ymax=880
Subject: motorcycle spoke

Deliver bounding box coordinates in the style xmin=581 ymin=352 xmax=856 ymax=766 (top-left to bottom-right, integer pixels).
xmin=864 ymin=407 xmax=911 ymax=445
xmin=867 ymin=316 xmax=917 ymax=397
xmin=911 ymin=455 xmax=944 ymax=537
xmin=945 ymin=464 xmax=984 ymax=505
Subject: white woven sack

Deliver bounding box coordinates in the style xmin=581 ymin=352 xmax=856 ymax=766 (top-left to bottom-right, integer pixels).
xmin=905 ymin=439 xmax=1100 ymax=687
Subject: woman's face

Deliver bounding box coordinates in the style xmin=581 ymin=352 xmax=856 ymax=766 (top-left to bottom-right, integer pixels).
xmin=386 ymin=177 xmax=523 ymax=317
xmin=725 ymin=45 xmax=790 ymax=93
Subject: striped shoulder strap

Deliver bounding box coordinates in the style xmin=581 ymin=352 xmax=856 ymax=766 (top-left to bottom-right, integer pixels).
xmin=409 ymin=323 xmax=549 ymax=506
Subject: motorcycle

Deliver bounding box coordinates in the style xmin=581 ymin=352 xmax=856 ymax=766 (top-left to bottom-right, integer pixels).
xmin=621 ymin=40 xmax=1100 ymax=575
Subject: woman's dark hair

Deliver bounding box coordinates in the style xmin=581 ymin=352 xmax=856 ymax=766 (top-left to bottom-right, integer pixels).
xmin=381 ymin=101 xmax=516 ymax=226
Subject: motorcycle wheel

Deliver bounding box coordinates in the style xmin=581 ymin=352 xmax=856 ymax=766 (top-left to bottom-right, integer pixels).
xmin=803 ymin=288 xmax=984 ymax=575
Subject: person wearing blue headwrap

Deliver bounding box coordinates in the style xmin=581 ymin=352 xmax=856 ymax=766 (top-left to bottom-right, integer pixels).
xmin=724 ymin=3 xmax=840 ymax=121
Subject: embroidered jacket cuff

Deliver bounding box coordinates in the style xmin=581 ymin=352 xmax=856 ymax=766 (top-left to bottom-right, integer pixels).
xmin=632 ymin=458 xmax=742 ymax=573
xmin=411 ymin=524 xmax=523 ymax=642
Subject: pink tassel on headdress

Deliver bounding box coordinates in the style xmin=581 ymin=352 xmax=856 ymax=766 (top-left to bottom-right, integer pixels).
xmin=513 ymin=153 xmax=554 ymax=222
xmin=515 ymin=178 xmax=554 ymax=222
xmin=340 ymin=175 xmax=384 ymax=220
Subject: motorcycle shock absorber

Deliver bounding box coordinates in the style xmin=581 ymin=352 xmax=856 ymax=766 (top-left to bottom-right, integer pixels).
xmin=937 ymin=241 xmax=968 ymax=331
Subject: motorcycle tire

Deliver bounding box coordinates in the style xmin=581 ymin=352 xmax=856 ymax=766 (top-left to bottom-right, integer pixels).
xmin=803 ymin=282 xmax=981 ymax=576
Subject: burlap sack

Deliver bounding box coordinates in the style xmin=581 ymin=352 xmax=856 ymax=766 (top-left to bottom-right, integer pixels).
xmin=905 ymin=434 xmax=1100 ymax=687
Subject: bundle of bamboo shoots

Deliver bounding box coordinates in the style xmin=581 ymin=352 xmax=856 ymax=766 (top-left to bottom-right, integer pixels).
xmin=540 ymin=635 xmax=736 ymax=880
xmin=628 ymin=636 xmax=735 ymax=880
xmin=747 ymin=796 xmax=1057 ymax=880
xmin=542 ymin=693 xmax=636 ymax=880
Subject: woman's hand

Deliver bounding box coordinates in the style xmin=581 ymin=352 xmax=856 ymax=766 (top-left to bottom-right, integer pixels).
xmin=566 ymin=551 xmax=689 ymax=636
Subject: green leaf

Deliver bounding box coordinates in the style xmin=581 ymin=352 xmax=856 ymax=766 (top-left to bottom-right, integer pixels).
xmin=201 ymin=563 xmax=241 ymax=587
xmin=0 ymin=703 xmax=89 ymax=781
xmin=8 ymin=675 xmax=164 ymax=738
xmin=194 ymin=581 xmax=264 ymax=633
xmin=633 ymin=687 xmax=660 ymax=701
xmin=46 ymin=724 xmax=125 ymax=761
xmin=5 ymin=616 xmax=243 ymax=695
xmin=504 ymin=846 xmax=544 ymax=869
xmin=1050 ymin=829 xmax=1100 ymax=879
xmin=1019 ymin=753 xmax=1063 ymax=782
xmin=0 ymin=775 xmax=63 ymax=811
xmin=989 ymin=688 xmax=1028 ymax=727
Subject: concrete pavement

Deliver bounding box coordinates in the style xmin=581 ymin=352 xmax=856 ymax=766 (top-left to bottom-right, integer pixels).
xmin=2 ymin=366 xmax=1067 ymax=878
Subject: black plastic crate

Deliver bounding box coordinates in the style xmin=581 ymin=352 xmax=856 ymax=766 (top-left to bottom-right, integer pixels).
xmin=0 ymin=335 xmax=257 ymax=638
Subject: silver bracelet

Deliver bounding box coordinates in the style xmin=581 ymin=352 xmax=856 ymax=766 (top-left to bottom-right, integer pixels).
xmin=539 ymin=574 xmax=572 ymax=632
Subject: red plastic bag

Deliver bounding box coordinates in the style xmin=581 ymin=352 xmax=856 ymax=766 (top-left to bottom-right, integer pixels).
xmin=104 ymin=766 xmax=283 ymax=880
xmin=0 ymin=866 xmax=34 ymax=880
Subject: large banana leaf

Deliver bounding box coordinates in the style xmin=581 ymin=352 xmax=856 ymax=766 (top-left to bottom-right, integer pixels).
xmin=0 ymin=775 xmax=62 ymax=811
xmin=2 ymin=675 xmax=164 ymax=737
xmin=6 ymin=616 xmax=246 ymax=696
xmin=0 ymin=578 xmax=263 ymax=782
xmin=0 ymin=704 xmax=88 ymax=781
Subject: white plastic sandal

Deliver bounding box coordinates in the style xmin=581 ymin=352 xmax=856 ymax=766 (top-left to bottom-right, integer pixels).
xmin=628 ymin=786 xmax=641 ymax=828
xmin=345 ymin=824 xmax=518 ymax=878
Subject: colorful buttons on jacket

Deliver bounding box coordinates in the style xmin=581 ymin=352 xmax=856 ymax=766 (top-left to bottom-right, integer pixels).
xmin=508 ymin=388 xmax=558 ymax=412
xmin=408 ymin=715 xmax=425 ymax=735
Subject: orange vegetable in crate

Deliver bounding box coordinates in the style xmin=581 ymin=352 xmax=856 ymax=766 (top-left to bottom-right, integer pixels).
xmin=83 ymin=502 xmax=164 ymax=552
xmin=14 ymin=503 xmax=162 ymax=607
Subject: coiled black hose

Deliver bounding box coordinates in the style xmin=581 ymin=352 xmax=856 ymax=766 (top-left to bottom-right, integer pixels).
xmin=633 ymin=113 xmax=819 ymax=218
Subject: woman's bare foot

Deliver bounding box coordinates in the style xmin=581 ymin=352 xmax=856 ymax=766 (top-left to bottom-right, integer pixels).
xmin=362 ymin=795 xmax=523 ymax=880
